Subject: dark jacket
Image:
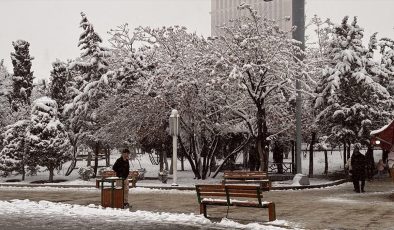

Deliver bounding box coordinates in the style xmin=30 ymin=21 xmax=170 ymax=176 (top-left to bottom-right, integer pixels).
xmin=351 ymin=151 xmax=366 ymax=177
xmin=112 ymin=157 xmax=130 ymax=179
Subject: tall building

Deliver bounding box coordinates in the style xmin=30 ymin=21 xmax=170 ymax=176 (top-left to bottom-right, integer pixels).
xmin=211 ymin=0 xmax=292 ymax=36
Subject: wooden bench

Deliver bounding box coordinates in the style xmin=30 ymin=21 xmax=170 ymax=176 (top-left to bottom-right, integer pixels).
xmin=195 ymin=184 xmax=276 ymax=221
xmin=222 ymin=171 xmax=271 ymax=191
xmin=96 ymin=170 xmax=139 ymax=188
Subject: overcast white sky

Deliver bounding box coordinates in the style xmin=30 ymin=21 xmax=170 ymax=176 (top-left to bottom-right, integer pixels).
xmin=1 ymin=0 xmax=394 ymax=81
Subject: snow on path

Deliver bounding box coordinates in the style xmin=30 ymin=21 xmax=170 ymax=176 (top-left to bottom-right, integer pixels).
xmin=320 ymin=196 xmax=394 ymax=207
xmin=0 ymin=199 xmax=296 ymax=230
xmin=0 ymin=186 xmax=196 ymax=194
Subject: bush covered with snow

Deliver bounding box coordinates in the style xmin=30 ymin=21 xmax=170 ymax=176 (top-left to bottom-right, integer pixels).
xmin=78 ymin=166 xmax=94 ymax=181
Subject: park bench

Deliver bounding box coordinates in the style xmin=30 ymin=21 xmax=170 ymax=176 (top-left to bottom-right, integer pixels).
xmin=222 ymin=171 xmax=271 ymax=191
xmin=195 ymin=184 xmax=276 ymax=221
xmin=95 ymin=170 xmax=139 ymax=188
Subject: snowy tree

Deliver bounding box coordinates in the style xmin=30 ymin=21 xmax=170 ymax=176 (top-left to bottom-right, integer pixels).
xmin=0 ymin=66 xmax=31 ymax=151
xmin=0 ymin=67 xmax=13 ymax=130
xmin=0 ymin=120 xmax=31 ymax=179
xmin=378 ymin=37 xmax=394 ymax=95
xmin=303 ymin=15 xmax=334 ymax=177
xmin=48 ymin=60 xmax=72 ymax=115
xmin=208 ymin=4 xmax=303 ymax=172
xmin=10 ymin=40 xmax=34 ymax=110
xmin=134 ymin=25 xmax=252 ymax=179
xmin=64 ymin=12 xmax=112 ymax=177
xmin=27 ymin=97 xmax=70 ymax=182
xmin=315 ymin=16 xmax=393 ymax=152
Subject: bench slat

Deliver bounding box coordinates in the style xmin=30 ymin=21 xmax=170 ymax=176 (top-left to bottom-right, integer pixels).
xmin=198 ymin=192 xmax=227 ymax=197
xmin=224 ymin=185 xmax=260 ymax=190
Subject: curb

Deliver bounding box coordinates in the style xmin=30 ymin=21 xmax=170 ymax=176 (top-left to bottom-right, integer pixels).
xmin=0 ymin=179 xmax=350 ymax=191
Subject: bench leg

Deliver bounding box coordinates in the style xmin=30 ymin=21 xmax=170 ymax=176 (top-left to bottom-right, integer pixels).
xmin=268 ymin=203 xmax=276 ymax=221
xmin=200 ymin=204 xmax=207 ymax=217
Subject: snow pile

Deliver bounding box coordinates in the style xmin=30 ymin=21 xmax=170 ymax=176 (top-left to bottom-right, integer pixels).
xmin=292 ymin=174 xmax=310 ymax=186
xmin=0 ymin=199 xmax=295 ymax=230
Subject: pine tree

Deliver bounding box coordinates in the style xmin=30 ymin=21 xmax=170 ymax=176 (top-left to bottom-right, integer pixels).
xmin=27 ymin=97 xmax=71 ymax=182
xmin=64 ymin=12 xmax=111 ymax=177
xmin=0 ymin=120 xmax=31 ymax=179
xmin=10 ymin=40 xmax=34 ymax=110
xmin=378 ymin=37 xmax=394 ymax=95
xmin=315 ymin=16 xmax=393 ymax=147
xmin=48 ymin=60 xmax=71 ymax=115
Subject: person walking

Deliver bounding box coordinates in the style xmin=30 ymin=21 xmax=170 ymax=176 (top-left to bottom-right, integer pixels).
xmin=351 ymin=146 xmax=366 ymax=193
xmin=113 ymin=148 xmax=131 ymax=208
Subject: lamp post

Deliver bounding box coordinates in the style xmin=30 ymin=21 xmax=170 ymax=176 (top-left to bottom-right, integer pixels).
xmin=292 ymin=0 xmax=305 ymax=174
xmin=169 ymin=109 xmax=179 ymax=186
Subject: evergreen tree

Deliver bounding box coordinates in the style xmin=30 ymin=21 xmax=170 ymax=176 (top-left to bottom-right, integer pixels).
xmin=10 ymin=40 xmax=34 ymax=110
xmin=315 ymin=16 xmax=393 ymax=147
xmin=64 ymin=12 xmax=111 ymax=177
xmin=27 ymin=97 xmax=71 ymax=182
xmin=378 ymin=37 xmax=394 ymax=95
xmin=0 ymin=120 xmax=31 ymax=179
xmin=48 ymin=60 xmax=71 ymax=115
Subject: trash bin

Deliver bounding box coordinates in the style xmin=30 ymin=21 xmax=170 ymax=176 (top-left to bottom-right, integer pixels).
xmin=100 ymin=177 xmax=125 ymax=209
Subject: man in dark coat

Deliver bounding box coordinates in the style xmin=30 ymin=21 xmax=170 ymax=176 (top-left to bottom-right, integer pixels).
xmin=113 ymin=149 xmax=130 ymax=208
xmin=351 ymin=146 xmax=366 ymax=193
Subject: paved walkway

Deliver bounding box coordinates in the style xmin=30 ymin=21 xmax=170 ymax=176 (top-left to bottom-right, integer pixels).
xmin=0 ymin=179 xmax=393 ymax=229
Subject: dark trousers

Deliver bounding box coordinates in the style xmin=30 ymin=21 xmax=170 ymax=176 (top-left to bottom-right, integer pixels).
xmin=352 ymin=174 xmax=365 ymax=192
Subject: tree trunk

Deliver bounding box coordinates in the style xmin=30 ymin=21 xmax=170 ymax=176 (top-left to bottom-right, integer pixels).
xmin=243 ymin=149 xmax=248 ymax=169
xmin=343 ymin=141 xmax=347 ymax=170
xmin=48 ymin=165 xmax=54 ymax=182
xmin=256 ymin=106 xmax=268 ymax=172
xmin=201 ymin=137 xmax=219 ymax=179
xmin=65 ymin=139 xmax=78 ymax=176
xmin=180 ymin=154 xmax=184 ymax=171
xmin=309 ymin=132 xmax=316 ymax=177
xmin=179 ymin=136 xmax=201 ymax=179
xmin=169 ymin=155 xmax=173 ymax=175
xmin=159 ymin=150 xmax=164 ymax=171
xmin=164 ymin=150 xmax=169 ymax=170
xmin=346 ymin=141 xmax=351 ymax=160
xmin=105 ymin=147 xmax=110 ymax=167
xmin=21 ymin=155 xmax=25 ymax=181
xmin=93 ymin=142 xmax=100 ymax=178
xmin=291 ymin=140 xmax=295 ymax=174
xmin=87 ymin=151 xmax=92 ymax=167
xmin=324 ymin=149 xmax=328 ymax=175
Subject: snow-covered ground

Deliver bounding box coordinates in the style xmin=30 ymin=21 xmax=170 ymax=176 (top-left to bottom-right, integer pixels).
xmin=0 ymin=199 xmax=296 ymax=230
xmin=0 ymin=148 xmax=384 ymax=186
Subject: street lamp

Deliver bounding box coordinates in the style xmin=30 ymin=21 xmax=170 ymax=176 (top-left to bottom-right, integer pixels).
xmin=169 ymin=109 xmax=180 ymax=186
xmin=293 ymin=0 xmax=305 ymax=175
